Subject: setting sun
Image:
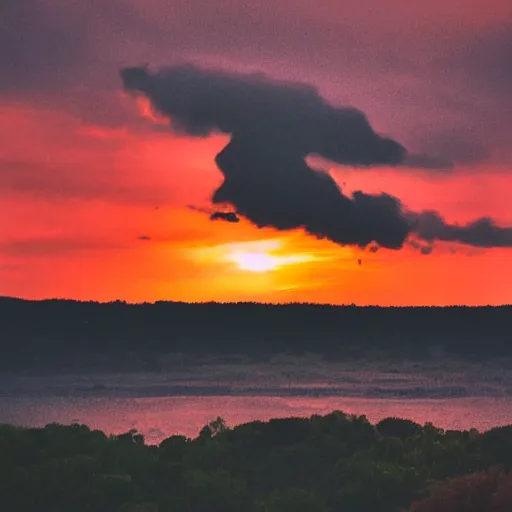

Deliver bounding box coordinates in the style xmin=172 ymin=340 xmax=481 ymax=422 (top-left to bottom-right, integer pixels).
xmin=189 ymin=237 xmax=325 ymax=275
xmin=230 ymin=251 xmax=279 ymax=272
xmin=223 ymin=239 xmax=320 ymax=273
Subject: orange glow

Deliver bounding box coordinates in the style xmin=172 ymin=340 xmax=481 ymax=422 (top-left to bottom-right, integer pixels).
xmin=193 ymin=239 xmax=322 ymax=273
xmin=0 ymin=102 xmax=511 ymax=306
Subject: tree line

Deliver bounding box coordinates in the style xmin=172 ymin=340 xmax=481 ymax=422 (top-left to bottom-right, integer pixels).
xmin=2 ymin=412 xmax=512 ymax=511
xmin=1 ymin=298 xmax=511 ymax=372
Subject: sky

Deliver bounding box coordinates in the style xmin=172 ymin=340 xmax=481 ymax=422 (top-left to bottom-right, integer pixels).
xmin=1 ymin=0 xmax=511 ymax=306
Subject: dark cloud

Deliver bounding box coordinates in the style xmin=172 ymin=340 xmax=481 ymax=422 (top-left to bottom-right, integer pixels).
xmin=121 ymin=65 xmax=406 ymax=165
xmin=122 ymin=64 xmax=412 ymax=249
xmin=411 ymin=212 xmax=512 ymax=248
xmin=188 ymin=205 xmax=240 ymax=224
xmin=138 ymin=235 xmax=151 ymax=241
xmin=408 ymin=239 xmax=434 ymax=255
xmin=122 ymin=64 xmax=512 ymax=251
xmin=209 ymin=211 xmax=240 ymax=223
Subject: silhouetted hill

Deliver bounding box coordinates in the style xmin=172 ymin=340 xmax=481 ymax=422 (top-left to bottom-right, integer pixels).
xmin=0 ymin=298 xmax=511 ymax=373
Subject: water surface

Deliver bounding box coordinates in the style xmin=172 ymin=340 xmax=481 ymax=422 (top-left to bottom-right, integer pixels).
xmin=1 ymin=355 xmax=511 ymax=444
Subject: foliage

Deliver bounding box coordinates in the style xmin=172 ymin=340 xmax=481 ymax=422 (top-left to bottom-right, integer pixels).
xmin=376 ymin=417 xmax=422 ymax=440
xmin=408 ymin=467 xmax=512 ymax=512
xmin=1 ymin=412 xmax=512 ymax=511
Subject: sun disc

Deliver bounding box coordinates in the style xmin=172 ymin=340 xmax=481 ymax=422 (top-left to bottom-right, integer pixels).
xmin=231 ymin=251 xmax=278 ymax=272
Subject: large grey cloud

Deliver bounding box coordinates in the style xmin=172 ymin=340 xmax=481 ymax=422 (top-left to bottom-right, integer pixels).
xmin=122 ymin=64 xmax=411 ymax=249
xmin=121 ymin=65 xmax=406 ymax=165
xmin=122 ymin=64 xmax=512 ymax=250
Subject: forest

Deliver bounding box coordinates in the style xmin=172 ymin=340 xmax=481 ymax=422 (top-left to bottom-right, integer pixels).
xmin=1 ymin=297 xmax=511 ymax=373
xmin=2 ymin=412 xmax=512 ymax=511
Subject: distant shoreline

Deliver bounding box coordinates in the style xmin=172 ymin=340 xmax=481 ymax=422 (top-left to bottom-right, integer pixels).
xmin=1 ymin=297 xmax=511 ymax=373
xmin=3 ymin=296 xmax=511 ymax=307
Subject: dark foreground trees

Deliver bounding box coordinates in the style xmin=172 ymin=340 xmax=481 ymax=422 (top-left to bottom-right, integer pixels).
xmin=1 ymin=412 xmax=512 ymax=511
xmin=409 ymin=469 xmax=512 ymax=512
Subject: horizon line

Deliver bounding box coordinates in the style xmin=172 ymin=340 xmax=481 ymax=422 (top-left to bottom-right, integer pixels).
xmin=1 ymin=296 xmax=510 ymax=308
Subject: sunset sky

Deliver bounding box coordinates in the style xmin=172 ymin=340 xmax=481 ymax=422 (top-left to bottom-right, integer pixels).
xmin=1 ymin=0 xmax=511 ymax=305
